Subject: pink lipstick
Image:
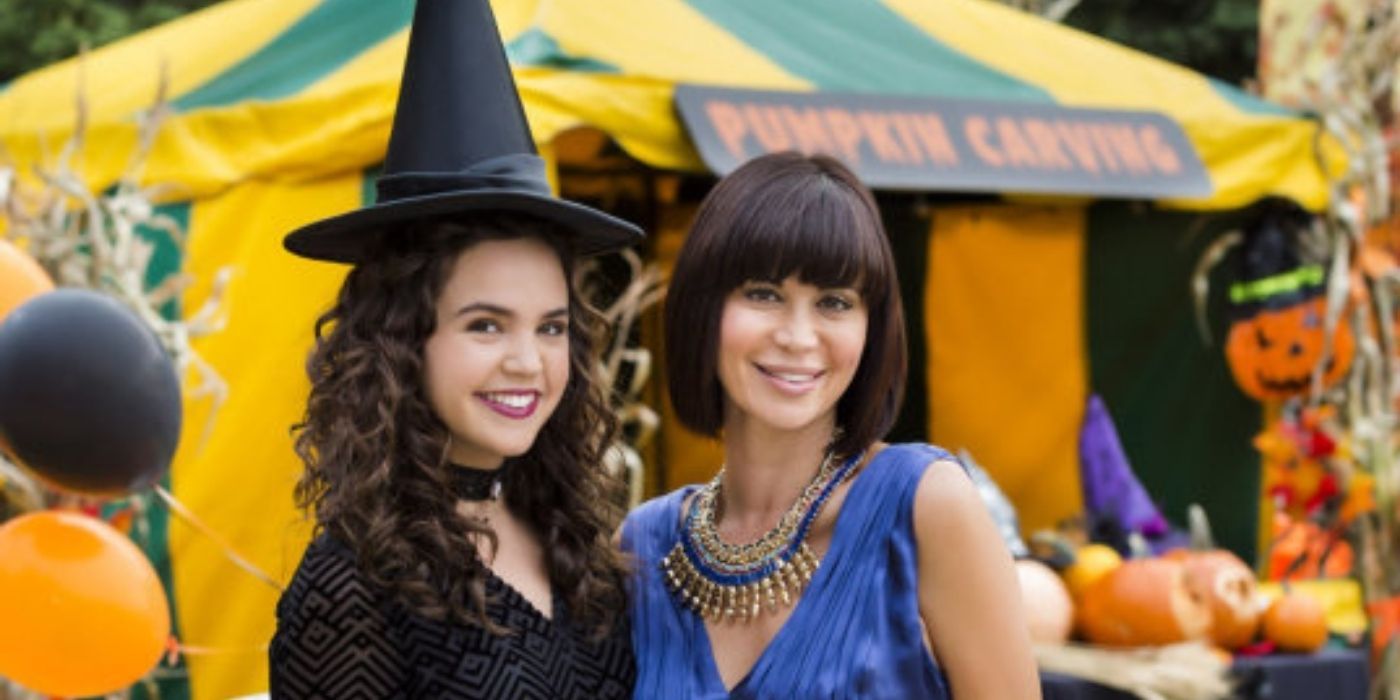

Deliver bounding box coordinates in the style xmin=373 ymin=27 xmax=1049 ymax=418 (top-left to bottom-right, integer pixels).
xmin=475 ymin=390 xmax=540 ymax=419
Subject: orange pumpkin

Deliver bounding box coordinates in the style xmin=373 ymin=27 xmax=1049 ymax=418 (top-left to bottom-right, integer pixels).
xmin=1225 ymin=297 xmax=1355 ymax=402
xmin=1262 ymin=591 xmax=1328 ymax=652
xmin=1015 ymin=559 xmax=1074 ymax=645
xmin=1165 ymin=549 xmax=1262 ymax=649
xmin=1078 ymin=558 xmax=1212 ymax=647
xmin=1062 ymin=544 xmax=1122 ymax=602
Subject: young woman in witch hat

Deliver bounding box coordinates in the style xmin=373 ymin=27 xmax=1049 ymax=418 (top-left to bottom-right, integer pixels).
xmin=622 ymin=153 xmax=1040 ymax=698
xmin=269 ymin=1 xmax=640 ymax=697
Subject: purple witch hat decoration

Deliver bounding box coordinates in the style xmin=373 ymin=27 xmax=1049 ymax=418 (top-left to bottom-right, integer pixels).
xmin=1079 ymin=394 xmax=1185 ymax=553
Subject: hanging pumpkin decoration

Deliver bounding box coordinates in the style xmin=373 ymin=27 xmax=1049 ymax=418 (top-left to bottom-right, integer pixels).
xmin=1217 ymin=201 xmax=1354 ymax=402
xmin=1077 ymin=558 xmax=1213 ymax=647
xmin=1226 ymin=299 xmax=1354 ymax=401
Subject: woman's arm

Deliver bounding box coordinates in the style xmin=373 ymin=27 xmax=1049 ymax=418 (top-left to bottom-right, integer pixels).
xmin=269 ymin=543 xmax=406 ymax=698
xmin=915 ymin=459 xmax=1041 ymax=699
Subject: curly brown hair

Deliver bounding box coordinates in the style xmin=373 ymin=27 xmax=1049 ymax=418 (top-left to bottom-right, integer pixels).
xmin=292 ymin=214 xmax=629 ymax=637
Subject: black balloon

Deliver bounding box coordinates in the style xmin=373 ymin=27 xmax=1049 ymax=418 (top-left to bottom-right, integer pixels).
xmin=0 ymin=289 xmax=181 ymax=495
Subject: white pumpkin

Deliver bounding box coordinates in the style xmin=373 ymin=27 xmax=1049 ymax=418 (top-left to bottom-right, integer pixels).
xmin=1015 ymin=559 xmax=1075 ymax=644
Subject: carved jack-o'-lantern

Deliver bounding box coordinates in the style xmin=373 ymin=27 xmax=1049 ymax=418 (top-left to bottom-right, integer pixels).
xmin=1165 ymin=548 xmax=1262 ymax=650
xmin=1222 ymin=203 xmax=1353 ymax=402
xmin=1077 ymin=558 xmax=1213 ymax=647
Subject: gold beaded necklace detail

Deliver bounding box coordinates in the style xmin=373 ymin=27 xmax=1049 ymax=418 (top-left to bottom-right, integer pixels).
xmin=659 ymin=448 xmax=858 ymax=622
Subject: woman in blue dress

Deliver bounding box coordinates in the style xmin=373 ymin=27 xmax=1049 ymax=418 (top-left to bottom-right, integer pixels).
xmin=623 ymin=152 xmax=1040 ymax=698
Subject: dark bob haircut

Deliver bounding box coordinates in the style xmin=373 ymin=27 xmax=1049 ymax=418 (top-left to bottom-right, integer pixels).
xmin=664 ymin=152 xmax=906 ymax=458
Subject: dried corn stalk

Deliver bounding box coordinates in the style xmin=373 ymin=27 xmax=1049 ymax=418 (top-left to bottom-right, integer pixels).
xmin=1036 ymin=642 xmax=1233 ymax=700
xmin=580 ymin=248 xmax=665 ymax=508
xmin=0 ymin=68 xmax=231 ymax=512
xmin=1260 ymin=0 xmax=1400 ymax=697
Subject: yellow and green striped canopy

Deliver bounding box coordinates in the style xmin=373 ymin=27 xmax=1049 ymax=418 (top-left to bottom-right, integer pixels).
xmin=2 ymin=0 xmax=1332 ymax=209
xmin=0 ymin=2 xmax=1331 ymax=698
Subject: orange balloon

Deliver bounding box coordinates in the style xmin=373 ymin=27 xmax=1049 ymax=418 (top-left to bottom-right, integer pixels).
xmin=0 ymin=240 xmax=53 ymax=324
xmin=0 ymin=511 xmax=170 ymax=697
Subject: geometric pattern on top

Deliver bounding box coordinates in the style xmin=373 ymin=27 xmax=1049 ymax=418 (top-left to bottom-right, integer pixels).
xmin=269 ymin=535 xmax=635 ymax=699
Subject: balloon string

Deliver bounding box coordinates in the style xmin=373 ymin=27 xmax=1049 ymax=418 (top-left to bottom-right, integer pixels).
xmin=153 ymin=485 xmax=284 ymax=593
xmin=178 ymin=644 xmax=269 ymax=656
xmin=164 ymin=636 xmax=269 ymax=665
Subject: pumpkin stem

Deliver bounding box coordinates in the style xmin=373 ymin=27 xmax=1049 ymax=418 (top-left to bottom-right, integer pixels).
xmin=1188 ymin=503 xmax=1216 ymax=551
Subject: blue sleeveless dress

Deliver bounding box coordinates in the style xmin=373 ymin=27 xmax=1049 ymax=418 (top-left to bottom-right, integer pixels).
xmin=622 ymin=444 xmax=955 ymax=699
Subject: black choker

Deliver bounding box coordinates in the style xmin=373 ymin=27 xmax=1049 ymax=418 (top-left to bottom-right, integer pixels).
xmin=449 ymin=463 xmax=506 ymax=502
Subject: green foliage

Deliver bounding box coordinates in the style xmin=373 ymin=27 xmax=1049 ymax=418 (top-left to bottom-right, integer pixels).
xmin=1062 ymin=0 xmax=1259 ymax=85
xmin=0 ymin=0 xmax=220 ymax=83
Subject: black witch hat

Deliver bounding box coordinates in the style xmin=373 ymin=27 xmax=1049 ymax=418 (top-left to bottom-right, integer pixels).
xmin=284 ymin=0 xmax=642 ymax=263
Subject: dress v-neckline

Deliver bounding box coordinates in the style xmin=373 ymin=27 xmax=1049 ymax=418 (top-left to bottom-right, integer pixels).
xmin=486 ymin=567 xmax=558 ymax=625
xmin=689 ymin=448 xmax=884 ymax=694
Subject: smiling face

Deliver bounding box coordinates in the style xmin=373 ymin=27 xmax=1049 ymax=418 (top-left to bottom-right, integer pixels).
xmin=422 ymin=236 xmax=570 ymax=468
xmin=664 ymin=153 xmax=907 ymax=456
xmin=717 ymin=276 xmax=868 ymax=436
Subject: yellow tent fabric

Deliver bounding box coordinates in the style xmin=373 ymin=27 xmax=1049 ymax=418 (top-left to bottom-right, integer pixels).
xmin=925 ymin=205 xmax=1088 ymax=533
xmin=172 ymin=176 xmax=353 ymax=697
xmin=879 ymin=0 xmax=1340 ymax=210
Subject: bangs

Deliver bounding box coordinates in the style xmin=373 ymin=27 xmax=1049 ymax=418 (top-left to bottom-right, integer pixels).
xmin=709 ymin=175 xmax=892 ymax=302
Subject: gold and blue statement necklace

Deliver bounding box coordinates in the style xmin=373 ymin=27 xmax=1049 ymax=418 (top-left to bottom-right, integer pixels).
xmin=660 ymin=450 xmax=859 ymax=622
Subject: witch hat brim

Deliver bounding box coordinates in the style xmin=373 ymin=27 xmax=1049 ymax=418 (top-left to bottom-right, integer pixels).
xmin=283 ymin=0 xmax=642 ymax=263
xmin=284 ymin=161 xmax=643 ymax=263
